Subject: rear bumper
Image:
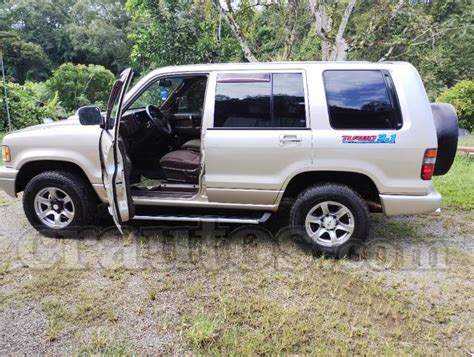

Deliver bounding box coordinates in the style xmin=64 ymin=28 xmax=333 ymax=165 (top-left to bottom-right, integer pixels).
xmin=0 ymin=166 xmax=18 ymax=197
xmin=380 ymin=189 xmax=442 ymax=216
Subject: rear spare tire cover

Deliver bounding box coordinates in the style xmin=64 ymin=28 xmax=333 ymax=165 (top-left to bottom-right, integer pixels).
xmin=431 ymin=103 xmax=459 ymax=176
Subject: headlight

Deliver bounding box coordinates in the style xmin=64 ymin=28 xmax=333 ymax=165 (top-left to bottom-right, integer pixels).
xmin=2 ymin=146 xmax=11 ymax=162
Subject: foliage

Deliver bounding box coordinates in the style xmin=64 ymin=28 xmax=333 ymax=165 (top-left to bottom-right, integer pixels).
xmin=349 ymin=1 xmax=474 ymax=99
xmin=46 ymin=63 xmax=115 ymax=113
xmin=1 ymin=0 xmax=75 ymax=65
xmin=126 ymin=0 xmax=241 ymax=71
xmin=0 ymin=0 xmax=472 ymax=118
xmin=65 ymin=0 xmax=132 ymax=72
xmin=0 ymin=35 xmax=52 ymax=83
xmin=1 ymin=0 xmax=131 ymax=72
xmin=437 ymin=80 xmax=474 ymax=132
xmin=0 ymin=82 xmax=63 ymax=131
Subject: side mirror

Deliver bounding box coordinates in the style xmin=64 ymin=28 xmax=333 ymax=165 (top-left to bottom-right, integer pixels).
xmin=77 ymin=106 xmax=102 ymax=126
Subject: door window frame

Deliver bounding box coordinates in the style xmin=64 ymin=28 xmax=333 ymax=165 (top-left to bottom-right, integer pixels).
xmin=207 ymin=69 xmax=311 ymax=131
xmin=122 ymin=72 xmax=210 ymax=113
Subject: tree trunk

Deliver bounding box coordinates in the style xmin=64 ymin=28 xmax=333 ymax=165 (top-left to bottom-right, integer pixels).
xmin=282 ymin=0 xmax=298 ymax=61
xmin=212 ymin=0 xmax=258 ymax=62
xmin=309 ymin=0 xmax=357 ymax=61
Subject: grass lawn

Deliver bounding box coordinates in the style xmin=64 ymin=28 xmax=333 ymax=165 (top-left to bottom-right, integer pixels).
xmin=433 ymin=135 xmax=474 ymax=209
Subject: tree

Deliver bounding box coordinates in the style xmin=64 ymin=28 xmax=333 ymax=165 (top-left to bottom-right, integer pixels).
xmin=308 ymin=0 xmax=357 ymax=61
xmin=350 ymin=0 xmax=474 ymax=98
xmin=46 ymin=63 xmax=115 ymax=112
xmin=0 ymin=82 xmax=63 ymax=130
xmin=65 ymin=0 xmax=132 ymax=72
xmin=437 ymin=80 xmax=474 ymax=132
xmin=126 ymin=0 xmax=241 ymax=71
xmin=0 ymin=35 xmax=52 ymax=83
xmin=1 ymin=0 xmax=132 ymax=73
xmin=3 ymin=0 xmax=75 ymax=65
xmin=212 ymin=0 xmax=257 ymax=62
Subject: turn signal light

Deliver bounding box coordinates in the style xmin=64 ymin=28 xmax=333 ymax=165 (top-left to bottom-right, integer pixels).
xmin=421 ymin=148 xmax=437 ymax=180
xmin=2 ymin=146 xmax=11 ymax=162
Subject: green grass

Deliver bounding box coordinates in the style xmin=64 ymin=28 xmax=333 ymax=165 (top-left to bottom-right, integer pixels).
xmin=458 ymin=134 xmax=474 ymax=147
xmin=433 ymin=149 xmax=474 ymax=209
xmin=181 ymin=264 xmax=464 ymax=355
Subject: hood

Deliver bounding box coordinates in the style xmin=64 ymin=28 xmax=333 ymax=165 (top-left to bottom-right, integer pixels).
xmin=13 ymin=116 xmax=81 ymax=133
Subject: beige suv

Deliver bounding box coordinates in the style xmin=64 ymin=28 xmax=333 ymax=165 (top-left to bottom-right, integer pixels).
xmin=0 ymin=62 xmax=459 ymax=255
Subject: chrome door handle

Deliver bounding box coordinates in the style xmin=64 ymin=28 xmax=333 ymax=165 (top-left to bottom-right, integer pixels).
xmin=279 ymin=134 xmax=302 ymax=145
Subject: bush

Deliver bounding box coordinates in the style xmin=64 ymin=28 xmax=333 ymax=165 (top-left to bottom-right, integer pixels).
xmin=47 ymin=63 xmax=115 ymax=113
xmin=0 ymin=82 xmax=64 ymax=130
xmin=436 ymin=80 xmax=474 ymax=132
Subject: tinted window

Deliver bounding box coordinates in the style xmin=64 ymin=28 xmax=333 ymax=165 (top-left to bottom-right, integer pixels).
xmin=323 ymin=70 xmax=401 ymax=130
xmin=177 ymin=78 xmax=207 ymax=113
xmin=214 ymin=76 xmax=271 ymax=128
xmin=273 ymin=73 xmax=306 ymax=127
xmin=214 ymin=73 xmax=306 ymax=128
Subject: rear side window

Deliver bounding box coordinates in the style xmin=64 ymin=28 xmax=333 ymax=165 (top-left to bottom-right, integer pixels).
xmin=214 ymin=72 xmax=306 ymax=128
xmin=323 ymin=70 xmax=402 ymax=130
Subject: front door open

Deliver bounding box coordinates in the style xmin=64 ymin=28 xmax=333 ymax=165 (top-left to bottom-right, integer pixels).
xmin=100 ymin=68 xmax=134 ymax=231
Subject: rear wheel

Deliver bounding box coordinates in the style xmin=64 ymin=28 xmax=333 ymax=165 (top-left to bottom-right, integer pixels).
xmin=23 ymin=171 xmax=98 ymax=237
xmin=289 ymin=184 xmax=369 ymax=257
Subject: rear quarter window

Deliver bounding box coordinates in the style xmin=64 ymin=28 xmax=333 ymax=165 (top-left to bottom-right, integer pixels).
xmin=323 ymin=70 xmax=402 ymax=130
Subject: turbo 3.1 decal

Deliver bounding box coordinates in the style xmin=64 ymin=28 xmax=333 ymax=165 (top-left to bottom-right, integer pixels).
xmin=342 ymin=134 xmax=396 ymax=144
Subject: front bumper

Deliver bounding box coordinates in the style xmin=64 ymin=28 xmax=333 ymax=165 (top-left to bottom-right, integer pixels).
xmin=380 ymin=189 xmax=442 ymax=216
xmin=0 ymin=166 xmax=18 ymax=197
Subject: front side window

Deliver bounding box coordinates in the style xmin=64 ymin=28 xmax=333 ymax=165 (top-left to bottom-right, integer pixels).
xmin=323 ymin=70 xmax=402 ymax=130
xmin=176 ymin=78 xmax=208 ymax=113
xmin=129 ymin=78 xmax=182 ymax=110
xmin=214 ymin=72 xmax=306 ymax=128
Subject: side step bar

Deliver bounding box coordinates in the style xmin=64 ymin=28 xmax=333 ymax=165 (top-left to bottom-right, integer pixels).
xmin=133 ymin=212 xmax=272 ymax=224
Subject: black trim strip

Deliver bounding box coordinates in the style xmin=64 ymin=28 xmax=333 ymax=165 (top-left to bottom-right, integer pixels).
xmin=382 ymin=69 xmax=404 ymax=129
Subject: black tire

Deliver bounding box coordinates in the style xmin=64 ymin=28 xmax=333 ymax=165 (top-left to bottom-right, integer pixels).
xmin=289 ymin=184 xmax=369 ymax=257
xmin=431 ymin=103 xmax=459 ymax=176
xmin=23 ymin=171 xmax=98 ymax=238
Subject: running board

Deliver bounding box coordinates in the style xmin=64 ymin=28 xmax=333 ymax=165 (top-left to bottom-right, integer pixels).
xmin=133 ymin=212 xmax=272 ymax=224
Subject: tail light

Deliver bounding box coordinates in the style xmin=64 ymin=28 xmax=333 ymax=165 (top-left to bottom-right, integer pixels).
xmin=421 ymin=148 xmax=437 ymax=180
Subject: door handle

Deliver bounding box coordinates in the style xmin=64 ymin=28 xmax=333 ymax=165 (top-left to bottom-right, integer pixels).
xmin=279 ymin=134 xmax=302 ymax=146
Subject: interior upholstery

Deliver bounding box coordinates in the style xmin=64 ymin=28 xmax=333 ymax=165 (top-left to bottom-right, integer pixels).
xmin=181 ymin=139 xmax=201 ymax=151
xmin=160 ymin=149 xmax=201 ymax=183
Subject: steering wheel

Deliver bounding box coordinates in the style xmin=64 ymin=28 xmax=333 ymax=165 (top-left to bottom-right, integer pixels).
xmin=145 ymin=105 xmax=172 ymax=135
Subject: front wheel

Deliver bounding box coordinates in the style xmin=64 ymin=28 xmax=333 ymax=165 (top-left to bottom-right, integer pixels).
xmin=23 ymin=171 xmax=98 ymax=237
xmin=289 ymin=184 xmax=369 ymax=257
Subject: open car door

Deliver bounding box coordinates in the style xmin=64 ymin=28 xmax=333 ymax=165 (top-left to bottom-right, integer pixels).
xmin=100 ymin=68 xmax=134 ymax=232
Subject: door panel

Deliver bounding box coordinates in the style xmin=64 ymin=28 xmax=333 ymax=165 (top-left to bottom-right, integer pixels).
xmin=172 ymin=112 xmax=201 ymax=136
xmin=100 ymin=68 xmax=134 ymax=230
xmin=204 ymin=129 xmax=312 ymax=195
